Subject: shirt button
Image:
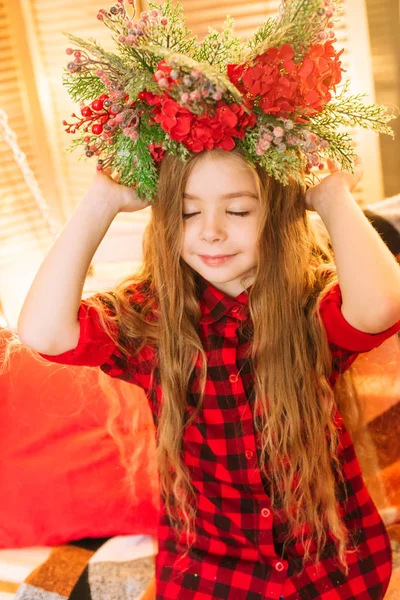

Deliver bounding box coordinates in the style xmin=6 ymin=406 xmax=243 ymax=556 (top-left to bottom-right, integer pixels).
xmin=261 ymin=508 xmax=271 ymax=518
xmin=229 ymin=374 xmax=239 ymax=383
xmin=231 ymin=305 xmax=240 ymax=313
xmin=245 ymin=450 xmax=254 ymax=460
xmin=275 ymin=561 xmax=285 ymax=572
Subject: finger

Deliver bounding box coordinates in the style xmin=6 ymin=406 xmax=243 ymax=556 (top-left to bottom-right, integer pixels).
xmin=353 ymin=155 xmax=364 ymax=172
xmin=111 ymin=169 xmax=121 ymax=183
xmin=101 ymin=167 xmax=115 ymax=181
xmin=354 ymin=158 xmax=364 ymax=176
xmin=326 ymin=158 xmax=339 ymax=173
xmin=100 ymin=167 xmax=120 ymax=183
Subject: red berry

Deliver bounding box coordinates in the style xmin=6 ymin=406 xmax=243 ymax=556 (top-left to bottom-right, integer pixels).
xmin=81 ymin=106 xmax=93 ymax=117
xmin=66 ymin=48 xmax=73 ymax=55
xmin=91 ymin=99 xmax=104 ymax=111
xmin=92 ymin=124 xmax=104 ymax=135
xmin=100 ymin=115 xmax=109 ymax=124
xmin=96 ymin=164 xmax=103 ymax=171
xmin=74 ymin=51 xmax=81 ymax=57
xmin=84 ymin=136 xmax=91 ymax=143
xmin=99 ymin=94 xmax=109 ymax=102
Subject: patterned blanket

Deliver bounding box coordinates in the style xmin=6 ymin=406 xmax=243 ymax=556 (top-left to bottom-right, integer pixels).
xmin=3 ymin=528 xmax=398 ymax=600
xmin=14 ymin=536 xmax=157 ymax=600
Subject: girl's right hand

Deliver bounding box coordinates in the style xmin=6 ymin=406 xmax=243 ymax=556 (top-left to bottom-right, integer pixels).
xmin=87 ymin=168 xmax=151 ymax=214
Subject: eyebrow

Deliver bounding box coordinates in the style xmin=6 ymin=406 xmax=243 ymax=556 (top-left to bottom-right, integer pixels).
xmin=183 ymin=192 xmax=259 ymax=200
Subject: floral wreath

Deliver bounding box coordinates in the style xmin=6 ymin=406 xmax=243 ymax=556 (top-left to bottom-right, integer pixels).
xmin=62 ymin=0 xmax=395 ymax=201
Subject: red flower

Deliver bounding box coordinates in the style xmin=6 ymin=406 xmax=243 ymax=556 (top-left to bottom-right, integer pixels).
xmin=228 ymin=41 xmax=344 ymax=119
xmin=227 ymin=63 xmax=245 ymax=87
xmin=230 ymin=102 xmax=257 ymax=137
xmin=138 ymin=90 xmax=163 ymax=106
xmin=296 ymin=42 xmax=344 ymax=113
xmin=140 ymin=91 xmax=256 ymax=155
xmin=154 ymin=98 xmax=194 ymax=142
xmin=149 ymin=143 xmax=166 ymax=163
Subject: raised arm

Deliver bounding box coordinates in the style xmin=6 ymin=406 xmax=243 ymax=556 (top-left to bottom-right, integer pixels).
xmin=17 ymin=172 xmax=149 ymax=355
xmin=306 ymin=164 xmax=400 ymax=334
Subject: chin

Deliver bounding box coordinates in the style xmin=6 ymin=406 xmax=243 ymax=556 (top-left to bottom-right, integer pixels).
xmin=198 ymin=267 xmax=252 ymax=288
xmin=195 ymin=265 xmax=239 ymax=279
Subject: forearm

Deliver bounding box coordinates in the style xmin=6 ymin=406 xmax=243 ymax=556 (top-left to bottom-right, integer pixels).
xmin=316 ymin=188 xmax=400 ymax=332
xmin=18 ymin=194 xmax=118 ymax=353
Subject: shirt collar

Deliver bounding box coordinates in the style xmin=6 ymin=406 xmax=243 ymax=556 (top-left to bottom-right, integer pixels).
xmin=196 ymin=275 xmax=250 ymax=324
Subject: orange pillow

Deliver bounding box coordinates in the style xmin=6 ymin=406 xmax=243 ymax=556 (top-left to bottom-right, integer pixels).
xmin=0 ymin=330 xmax=159 ymax=548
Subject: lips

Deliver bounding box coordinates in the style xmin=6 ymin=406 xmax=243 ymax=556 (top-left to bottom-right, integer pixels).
xmin=199 ymin=254 xmax=237 ymax=266
xmin=200 ymin=255 xmax=234 ymax=259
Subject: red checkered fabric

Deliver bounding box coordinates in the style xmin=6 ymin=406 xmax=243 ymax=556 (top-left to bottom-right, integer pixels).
xmin=40 ymin=277 xmax=400 ymax=600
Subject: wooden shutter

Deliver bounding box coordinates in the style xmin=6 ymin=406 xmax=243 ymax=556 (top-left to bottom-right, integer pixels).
xmin=364 ymin=0 xmax=400 ymax=198
xmin=0 ymin=0 xmax=149 ymax=324
xmin=0 ymin=0 xmax=56 ymax=325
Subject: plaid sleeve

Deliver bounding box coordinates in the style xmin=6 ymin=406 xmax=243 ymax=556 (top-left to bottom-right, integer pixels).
xmin=38 ymin=300 xmax=117 ymax=367
xmin=319 ymin=283 xmax=400 ymax=353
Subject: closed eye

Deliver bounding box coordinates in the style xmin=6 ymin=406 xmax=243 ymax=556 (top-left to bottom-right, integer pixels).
xmin=182 ymin=211 xmax=250 ymax=220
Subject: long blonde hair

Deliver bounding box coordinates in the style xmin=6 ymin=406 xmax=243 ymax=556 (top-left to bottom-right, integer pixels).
xmin=82 ymin=148 xmax=366 ymax=572
xmin=8 ymin=149 xmax=367 ymax=572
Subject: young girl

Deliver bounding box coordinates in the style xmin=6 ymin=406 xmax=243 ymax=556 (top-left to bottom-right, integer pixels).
xmin=18 ymin=147 xmax=400 ymax=600
xmin=16 ymin=1 xmax=400 ymax=598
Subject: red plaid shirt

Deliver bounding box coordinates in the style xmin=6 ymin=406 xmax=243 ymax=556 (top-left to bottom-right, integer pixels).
xmin=40 ymin=277 xmax=400 ymax=600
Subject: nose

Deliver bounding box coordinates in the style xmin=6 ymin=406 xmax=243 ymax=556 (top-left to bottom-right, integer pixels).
xmin=200 ymin=212 xmax=227 ymax=242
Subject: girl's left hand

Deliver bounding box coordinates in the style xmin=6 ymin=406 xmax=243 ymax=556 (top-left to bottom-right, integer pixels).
xmin=305 ymin=157 xmax=364 ymax=212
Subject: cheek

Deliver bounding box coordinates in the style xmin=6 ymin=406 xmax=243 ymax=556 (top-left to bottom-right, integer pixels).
xmin=180 ymin=226 xmax=192 ymax=254
xmin=236 ymin=219 xmax=259 ymax=244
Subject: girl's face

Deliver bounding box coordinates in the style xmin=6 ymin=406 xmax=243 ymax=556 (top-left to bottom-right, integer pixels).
xmin=180 ymin=154 xmax=261 ymax=297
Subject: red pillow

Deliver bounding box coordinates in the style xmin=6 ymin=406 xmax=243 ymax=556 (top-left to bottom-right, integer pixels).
xmin=0 ymin=330 xmax=159 ymax=548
